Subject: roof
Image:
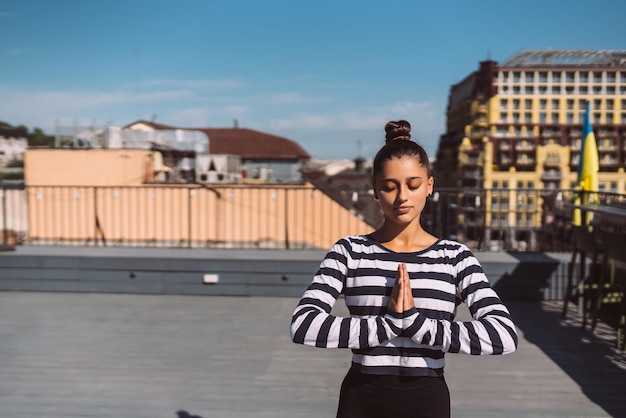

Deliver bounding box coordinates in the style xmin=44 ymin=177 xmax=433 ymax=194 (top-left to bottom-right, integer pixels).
xmin=123 ymin=120 xmax=310 ymax=161
xmin=501 ymin=50 xmax=626 ymax=67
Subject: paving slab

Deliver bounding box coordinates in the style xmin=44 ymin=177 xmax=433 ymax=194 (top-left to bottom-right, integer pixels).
xmin=0 ymin=292 xmax=624 ymax=418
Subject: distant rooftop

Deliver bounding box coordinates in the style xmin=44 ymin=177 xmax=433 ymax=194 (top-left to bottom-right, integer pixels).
xmin=501 ymin=50 xmax=626 ymax=67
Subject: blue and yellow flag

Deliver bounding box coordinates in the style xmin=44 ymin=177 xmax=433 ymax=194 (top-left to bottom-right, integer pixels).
xmin=573 ymin=101 xmax=599 ymax=225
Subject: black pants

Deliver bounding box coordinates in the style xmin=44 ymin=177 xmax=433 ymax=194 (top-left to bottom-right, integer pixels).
xmin=336 ymin=367 xmax=450 ymax=418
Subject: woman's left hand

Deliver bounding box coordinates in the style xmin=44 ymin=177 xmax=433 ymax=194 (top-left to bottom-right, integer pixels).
xmin=398 ymin=263 xmax=415 ymax=312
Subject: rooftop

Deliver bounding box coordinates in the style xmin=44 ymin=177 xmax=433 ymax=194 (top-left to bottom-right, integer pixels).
xmin=501 ymin=49 xmax=626 ymax=67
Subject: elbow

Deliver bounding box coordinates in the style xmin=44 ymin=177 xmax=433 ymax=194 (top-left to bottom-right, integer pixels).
xmin=501 ymin=330 xmax=519 ymax=355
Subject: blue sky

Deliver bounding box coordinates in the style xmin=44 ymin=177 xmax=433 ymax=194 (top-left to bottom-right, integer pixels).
xmin=1 ymin=0 xmax=625 ymax=160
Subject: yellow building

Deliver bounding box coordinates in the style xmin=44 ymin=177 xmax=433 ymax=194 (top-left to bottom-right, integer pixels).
xmin=435 ymin=50 xmax=626 ymax=250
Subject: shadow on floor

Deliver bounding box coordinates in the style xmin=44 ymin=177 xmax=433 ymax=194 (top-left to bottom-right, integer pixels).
xmin=506 ymin=303 xmax=626 ymax=416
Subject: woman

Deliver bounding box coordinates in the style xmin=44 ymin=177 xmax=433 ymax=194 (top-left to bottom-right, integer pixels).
xmin=290 ymin=120 xmax=518 ymax=418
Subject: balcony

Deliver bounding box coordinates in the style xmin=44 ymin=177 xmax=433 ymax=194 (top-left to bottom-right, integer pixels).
xmin=542 ymin=170 xmax=562 ymax=180
xmin=543 ymin=157 xmax=561 ymax=167
xmin=515 ymin=144 xmax=535 ymax=152
xmin=463 ymin=170 xmax=483 ymax=180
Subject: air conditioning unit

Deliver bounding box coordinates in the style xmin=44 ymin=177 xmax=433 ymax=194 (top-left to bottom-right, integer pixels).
xmin=195 ymin=154 xmax=242 ymax=184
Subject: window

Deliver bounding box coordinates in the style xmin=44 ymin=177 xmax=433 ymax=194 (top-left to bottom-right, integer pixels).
xmin=527 ymin=181 xmax=534 ymax=189
xmin=606 ymin=113 xmax=614 ymax=124
xmin=525 ymin=86 xmax=533 ymax=94
xmin=538 ymin=72 xmax=547 ymax=82
xmin=607 ymin=72 xmax=616 ymax=83
xmin=540 ymin=99 xmax=547 ymax=109
xmin=593 ymin=86 xmax=602 ymax=94
xmin=607 ymin=86 xmax=616 ymax=94
xmin=593 ymin=99 xmax=602 ymax=109
xmin=513 ymin=72 xmax=521 ymax=82
xmin=566 ymin=86 xmax=575 ymax=94
xmin=502 ymin=72 xmax=509 ymax=82
xmin=622 ymin=113 xmax=626 ymax=124
xmin=551 ymin=113 xmax=559 ymax=124
xmin=552 ymin=86 xmax=561 ymax=94
xmin=593 ymin=71 xmax=603 ymax=83
xmin=566 ymin=113 xmax=574 ymax=123
xmin=539 ymin=113 xmax=547 ymax=123
xmin=492 ymin=181 xmax=499 ymax=189
xmin=552 ymin=99 xmax=559 ymax=110
xmin=622 ymin=99 xmax=626 ymax=108
xmin=525 ymin=72 xmax=534 ymax=83
xmin=539 ymin=86 xmax=547 ymax=94
xmin=579 ymin=72 xmax=588 ymax=82
xmin=513 ymin=99 xmax=520 ymax=109
xmin=525 ymin=113 xmax=532 ymax=123
xmin=502 ymin=86 xmax=509 ymax=93
xmin=607 ymin=99 xmax=614 ymax=110
xmin=566 ymin=99 xmax=574 ymax=110
xmin=513 ymin=86 xmax=520 ymax=94
xmin=594 ymin=113 xmax=601 ymax=124
xmin=566 ymin=72 xmax=575 ymax=82
xmin=500 ymin=112 xmax=507 ymax=123
xmin=502 ymin=181 xmax=509 ymax=188
xmin=552 ymin=72 xmax=561 ymax=82
xmin=611 ymin=181 xmax=618 ymax=192
xmin=500 ymin=99 xmax=507 ymax=109
xmin=580 ymin=86 xmax=588 ymax=94
xmin=525 ymin=99 xmax=532 ymax=109
xmin=512 ymin=113 xmax=520 ymax=123
xmin=517 ymin=181 xmax=524 ymax=189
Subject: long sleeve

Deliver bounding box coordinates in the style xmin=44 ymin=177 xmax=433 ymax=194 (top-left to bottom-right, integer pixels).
xmin=402 ymin=247 xmax=518 ymax=355
xmin=290 ymin=239 xmax=403 ymax=349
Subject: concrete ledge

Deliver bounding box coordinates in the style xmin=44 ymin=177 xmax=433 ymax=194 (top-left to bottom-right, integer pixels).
xmin=0 ymin=246 xmax=572 ymax=299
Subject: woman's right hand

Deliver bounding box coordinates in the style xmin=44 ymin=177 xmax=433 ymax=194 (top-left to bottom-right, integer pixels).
xmin=388 ymin=263 xmax=413 ymax=313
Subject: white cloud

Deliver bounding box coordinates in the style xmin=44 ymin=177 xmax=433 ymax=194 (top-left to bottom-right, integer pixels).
xmin=266 ymin=100 xmax=441 ymax=132
xmin=138 ymin=78 xmax=244 ymax=90
xmin=0 ymin=85 xmax=193 ymax=130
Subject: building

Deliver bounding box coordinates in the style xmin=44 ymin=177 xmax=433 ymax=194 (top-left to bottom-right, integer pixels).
xmin=434 ymin=50 xmax=626 ymax=250
xmin=123 ymin=120 xmax=310 ymax=183
xmin=0 ymin=129 xmax=28 ymax=165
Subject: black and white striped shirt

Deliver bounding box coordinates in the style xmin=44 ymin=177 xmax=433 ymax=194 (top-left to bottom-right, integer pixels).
xmin=291 ymin=235 xmax=518 ymax=377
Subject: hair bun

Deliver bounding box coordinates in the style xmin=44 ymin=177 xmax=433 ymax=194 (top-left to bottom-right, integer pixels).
xmin=384 ymin=120 xmax=411 ymax=144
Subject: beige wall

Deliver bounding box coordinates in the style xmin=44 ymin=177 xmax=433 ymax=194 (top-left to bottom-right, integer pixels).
xmin=25 ymin=149 xmax=152 ymax=186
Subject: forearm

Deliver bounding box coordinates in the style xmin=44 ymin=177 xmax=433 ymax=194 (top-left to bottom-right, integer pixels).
xmin=401 ymin=306 xmax=518 ymax=355
xmin=291 ymin=304 xmax=403 ymax=349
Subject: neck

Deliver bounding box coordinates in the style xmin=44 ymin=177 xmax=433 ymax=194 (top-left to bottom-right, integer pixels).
xmin=372 ymin=218 xmax=435 ymax=252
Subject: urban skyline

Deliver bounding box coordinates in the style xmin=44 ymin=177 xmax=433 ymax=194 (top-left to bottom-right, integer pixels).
xmin=2 ymin=0 xmax=626 ymax=159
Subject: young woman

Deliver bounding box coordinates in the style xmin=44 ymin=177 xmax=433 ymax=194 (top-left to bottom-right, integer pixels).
xmin=290 ymin=120 xmax=518 ymax=418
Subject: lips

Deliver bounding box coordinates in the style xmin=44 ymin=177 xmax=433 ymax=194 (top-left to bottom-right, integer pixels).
xmin=394 ymin=206 xmax=412 ymax=214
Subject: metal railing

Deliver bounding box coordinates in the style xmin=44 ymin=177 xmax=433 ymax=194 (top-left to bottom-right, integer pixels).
xmin=2 ymin=182 xmax=625 ymax=251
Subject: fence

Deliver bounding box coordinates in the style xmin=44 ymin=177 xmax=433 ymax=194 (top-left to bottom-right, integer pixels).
xmin=1 ymin=183 xmax=374 ymax=250
xmin=2 ymin=182 xmax=625 ymax=251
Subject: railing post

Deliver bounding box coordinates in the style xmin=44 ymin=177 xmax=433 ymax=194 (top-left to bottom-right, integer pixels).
xmin=94 ymin=187 xmax=98 ymax=246
xmin=188 ymin=188 xmax=193 ymax=248
xmin=284 ymin=188 xmax=290 ymax=249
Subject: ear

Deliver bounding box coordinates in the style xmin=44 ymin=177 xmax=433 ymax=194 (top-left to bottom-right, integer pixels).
xmin=427 ymin=176 xmax=434 ymax=196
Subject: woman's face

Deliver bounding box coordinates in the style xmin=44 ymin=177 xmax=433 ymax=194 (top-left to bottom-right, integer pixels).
xmin=374 ymin=156 xmax=434 ymax=226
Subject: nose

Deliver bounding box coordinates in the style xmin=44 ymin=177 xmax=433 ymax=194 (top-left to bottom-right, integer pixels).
xmin=395 ymin=185 xmax=408 ymax=203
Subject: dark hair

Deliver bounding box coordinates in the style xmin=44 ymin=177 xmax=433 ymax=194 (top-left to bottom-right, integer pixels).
xmin=372 ymin=120 xmax=431 ymax=180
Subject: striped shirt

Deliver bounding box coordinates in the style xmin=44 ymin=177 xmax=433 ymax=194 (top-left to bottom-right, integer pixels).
xmin=290 ymin=235 xmax=518 ymax=377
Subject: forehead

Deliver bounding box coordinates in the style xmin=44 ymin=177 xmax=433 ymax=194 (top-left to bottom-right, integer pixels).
xmin=377 ymin=156 xmax=427 ymax=178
